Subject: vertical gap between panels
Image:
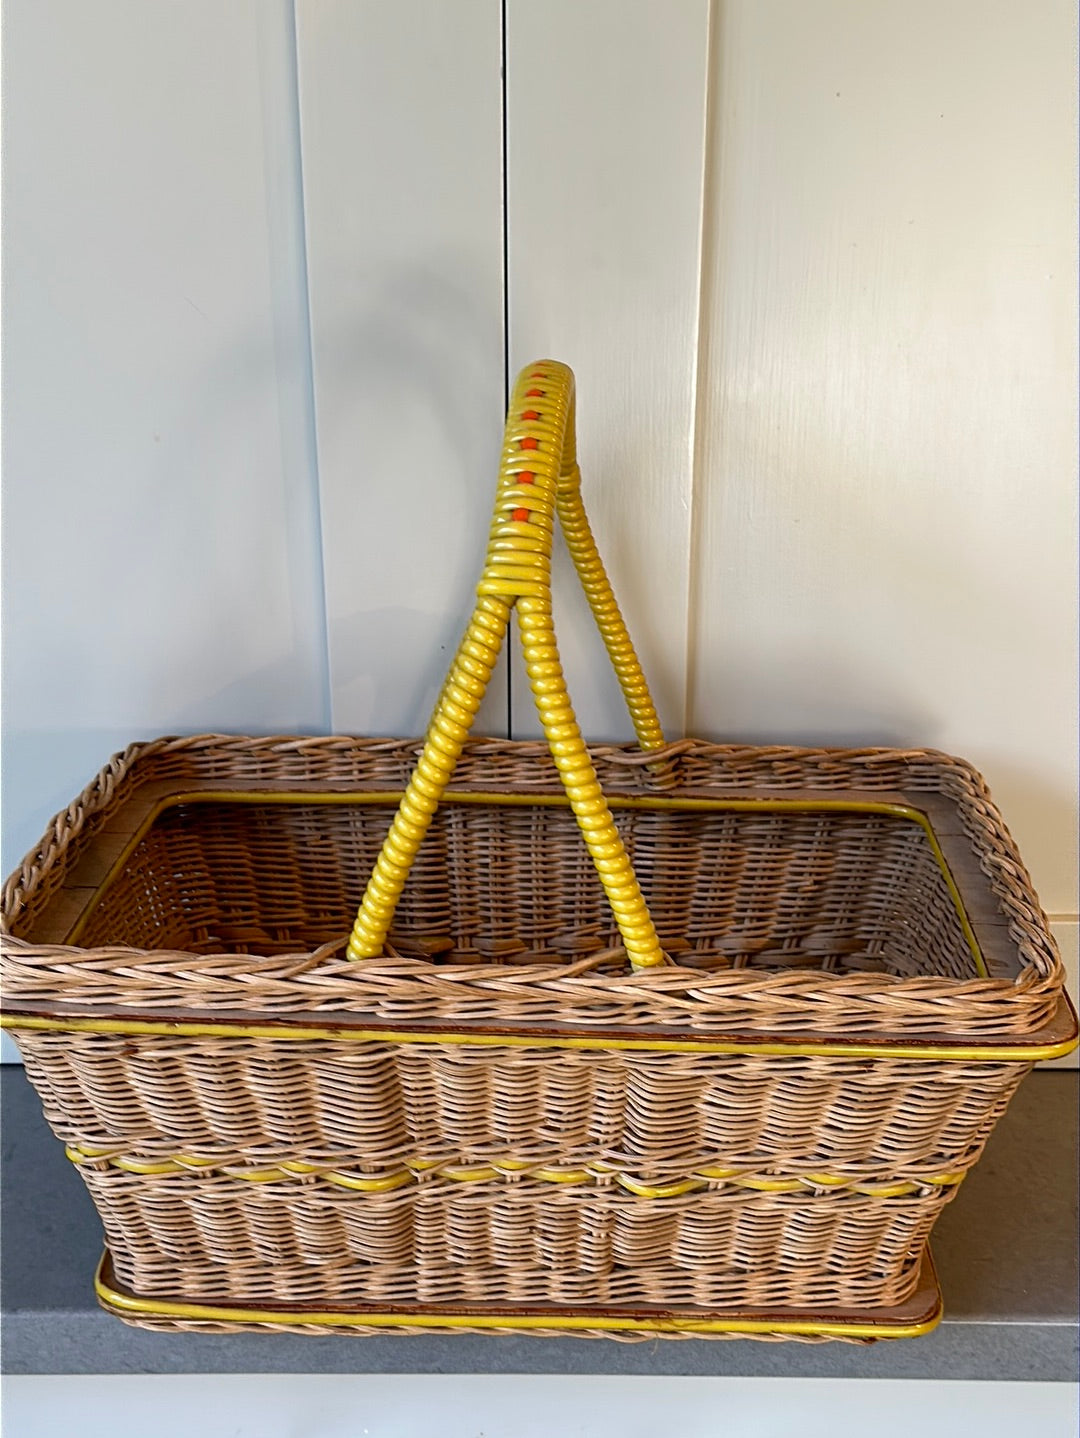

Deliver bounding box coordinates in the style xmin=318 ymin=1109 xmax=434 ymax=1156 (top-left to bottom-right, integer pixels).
xmin=285 ymin=0 xmax=333 ymax=733
xmin=501 ymin=0 xmax=514 ymax=740
xmin=684 ymin=0 xmax=720 ymax=739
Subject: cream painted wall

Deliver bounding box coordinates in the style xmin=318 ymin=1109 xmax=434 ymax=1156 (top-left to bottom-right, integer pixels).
xmin=2 ymin=0 xmax=329 ymax=877
xmin=687 ymin=0 xmax=1078 ymax=1030
xmin=690 ymin=0 xmax=1078 ymax=928
xmin=505 ymin=0 xmax=711 ymax=740
xmin=295 ymin=0 xmax=508 ymax=740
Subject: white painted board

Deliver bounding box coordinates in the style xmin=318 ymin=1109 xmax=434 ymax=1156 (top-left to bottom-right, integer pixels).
xmin=0 ymin=0 xmax=329 ymax=1063
xmin=689 ymin=0 xmax=1078 ymax=921
xmin=296 ymin=0 xmax=507 ymax=739
xmin=2 ymin=0 xmax=329 ymax=878
xmin=505 ymin=0 xmax=712 ymax=741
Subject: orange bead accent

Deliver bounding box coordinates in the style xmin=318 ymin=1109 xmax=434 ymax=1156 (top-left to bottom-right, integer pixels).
xmin=525 ymin=388 xmax=544 ymax=397
xmin=512 ymin=468 xmax=535 ymax=522
xmin=521 ymin=410 xmax=540 ymax=420
xmin=521 ymin=437 xmax=539 ymax=450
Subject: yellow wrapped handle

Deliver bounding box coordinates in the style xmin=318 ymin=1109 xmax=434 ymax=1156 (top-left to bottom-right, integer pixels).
xmin=348 ymin=360 xmax=666 ymax=969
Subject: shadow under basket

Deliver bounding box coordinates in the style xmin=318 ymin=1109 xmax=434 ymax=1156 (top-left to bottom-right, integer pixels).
xmin=1 ymin=734 xmax=1074 ymax=1341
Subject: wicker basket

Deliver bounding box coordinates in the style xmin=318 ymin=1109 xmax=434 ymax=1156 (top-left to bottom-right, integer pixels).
xmin=2 ymin=361 xmax=1074 ymax=1342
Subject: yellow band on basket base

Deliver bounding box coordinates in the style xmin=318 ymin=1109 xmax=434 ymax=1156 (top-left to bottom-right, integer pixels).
xmin=348 ymin=361 xmax=666 ymax=969
xmin=92 ymin=1251 xmax=944 ymax=1340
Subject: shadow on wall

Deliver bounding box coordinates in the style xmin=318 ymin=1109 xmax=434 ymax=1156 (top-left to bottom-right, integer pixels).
xmin=127 ymin=261 xmax=502 ymax=740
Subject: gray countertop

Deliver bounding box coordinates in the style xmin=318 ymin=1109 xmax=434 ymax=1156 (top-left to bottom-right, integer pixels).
xmin=2 ymin=1066 xmax=1076 ymax=1379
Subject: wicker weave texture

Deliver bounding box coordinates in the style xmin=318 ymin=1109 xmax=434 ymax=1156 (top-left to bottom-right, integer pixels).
xmin=1 ymin=736 xmax=1066 ymax=1036
xmin=1 ymin=734 xmax=1067 ymax=1331
xmin=16 ymin=1026 xmax=1021 ymax=1313
xmin=85 ymin=1173 xmax=942 ymax=1311
xmin=22 ymin=1035 xmax=1023 ymax=1178
xmin=74 ymin=800 xmax=977 ymax=981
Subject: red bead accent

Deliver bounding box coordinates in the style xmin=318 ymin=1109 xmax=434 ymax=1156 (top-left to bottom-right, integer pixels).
xmin=508 ymin=375 xmax=549 ymax=523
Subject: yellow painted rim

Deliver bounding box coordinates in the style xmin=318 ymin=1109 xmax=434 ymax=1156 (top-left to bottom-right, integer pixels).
xmin=92 ymin=1252 xmax=943 ymax=1339
xmin=4 ymin=1008 xmax=1075 ymax=1061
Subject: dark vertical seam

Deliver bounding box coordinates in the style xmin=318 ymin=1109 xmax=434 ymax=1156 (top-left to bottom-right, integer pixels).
xmin=501 ymin=0 xmax=514 ymax=739
xmin=684 ymin=0 xmax=720 ymax=739
xmin=287 ymin=0 xmax=333 ymax=732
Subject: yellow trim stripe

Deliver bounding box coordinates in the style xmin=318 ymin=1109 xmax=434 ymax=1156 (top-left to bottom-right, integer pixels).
xmin=4 ymin=1009 xmax=1075 ymax=1061
xmin=92 ymin=1253 xmax=942 ymax=1339
xmin=63 ymin=789 xmax=987 ymax=978
xmin=65 ymin=1145 xmax=966 ymax=1199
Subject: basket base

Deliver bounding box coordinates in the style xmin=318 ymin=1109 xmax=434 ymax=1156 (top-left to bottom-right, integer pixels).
xmin=94 ymin=1248 xmax=943 ymax=1342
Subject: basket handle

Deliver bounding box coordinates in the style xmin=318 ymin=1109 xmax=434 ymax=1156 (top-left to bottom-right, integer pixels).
xmin=347 ymin=360 xmax=667 ymax=970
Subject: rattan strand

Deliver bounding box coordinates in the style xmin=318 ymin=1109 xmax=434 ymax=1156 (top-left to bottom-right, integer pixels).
xmin=89 ymin=1184 xmax=935 ymax=1311
xmin=21 ymin=1035 xmax=1023 ymax=1179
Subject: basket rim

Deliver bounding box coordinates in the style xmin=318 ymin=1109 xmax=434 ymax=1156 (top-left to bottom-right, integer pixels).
xmin=3 ymin=993 xmax=1076 ymax=1061
xmin=1 ymin=734 xmax=1070 ymax=1047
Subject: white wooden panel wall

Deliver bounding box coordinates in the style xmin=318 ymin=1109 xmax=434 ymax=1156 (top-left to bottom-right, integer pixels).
xmin=295 ymin=0 xmax=507 ymax=738
xmin=505 ymin=0 xmax=711 ymax=740
xmin=0 ymin=0 xmax=329 ymax=1063
xmin=689 ymin=1 xmax=1078 ymax=943
xmin=3 ymin=2 xmax=1075 ymax=1063
xmin=2 ymin=0 xmax=328 ymax=879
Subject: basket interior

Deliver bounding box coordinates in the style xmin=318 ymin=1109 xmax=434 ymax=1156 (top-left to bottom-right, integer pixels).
xmin=71 ymin=798 xmax=983 ymax=980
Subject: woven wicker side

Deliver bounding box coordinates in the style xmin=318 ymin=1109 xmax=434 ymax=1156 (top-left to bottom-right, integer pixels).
xmin=19 ymin=1033 xmax=1025 ymax=1178
xmin=67 ymin=801 xmax=979 ymax=980
xmin=16 ymin=1024 xmax=1019 ymax=1314
xmin=82 ymin=1168 xmax=943 ymax=1312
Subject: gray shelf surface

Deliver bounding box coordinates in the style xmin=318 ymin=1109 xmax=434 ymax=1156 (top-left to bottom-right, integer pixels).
xmin=2 ymin=1065 xmax=1076 ymax=1379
